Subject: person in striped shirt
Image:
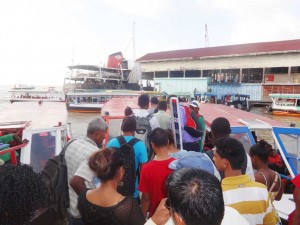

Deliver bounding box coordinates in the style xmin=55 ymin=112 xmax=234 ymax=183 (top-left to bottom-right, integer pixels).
xmin=213 ymin=137 xmax=277 ymax=225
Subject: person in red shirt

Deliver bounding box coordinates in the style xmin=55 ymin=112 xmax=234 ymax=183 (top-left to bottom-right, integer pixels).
xmin=138 ymin=128 xmax=175 ymax=218
xmin=267 ymin=145 xmax=285 ymax=175
xmin=288 ymin=174 xmax=300 ymax=225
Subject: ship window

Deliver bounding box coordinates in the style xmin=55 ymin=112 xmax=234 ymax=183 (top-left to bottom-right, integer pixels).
xmin=155 ymin=71 xmax=168 ymax=78
xmin=142 ymin=72 xmax=154 ymax=80
xmin=170 ymin=71 xmax=184 ymax=78
xmin=203 ymin=69 xmax=220 ymax=78
xmin=30 ymin=132 xmax=56 ymax=173
xmin=241 ymin=68 xmax=263 ymax=83
xmin=291 ymin=66 xmax=300 ymax=73
xmin=185 ymin=70 xmax=201 ymax=78
xmin=265 ymin=67 xmax=288 ymax=74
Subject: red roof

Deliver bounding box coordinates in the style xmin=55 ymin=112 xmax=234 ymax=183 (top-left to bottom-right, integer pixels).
xmin=136 ymin=39 xmax=300 ymax=62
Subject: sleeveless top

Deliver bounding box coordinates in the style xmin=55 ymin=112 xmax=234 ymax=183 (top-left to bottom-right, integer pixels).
xmin=257 ymin=171 xmax=281 ymax=202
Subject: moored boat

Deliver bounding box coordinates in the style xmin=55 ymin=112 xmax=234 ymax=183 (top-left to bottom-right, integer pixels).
xmin=66 ymin=91 xmax=140 ymax=113
xmin=199 ymin=102 xmax=299 ymax=222
xmin=0 ymin=101 xmax=70 ymax=173
xmin=268 ymin=93 xmax=300 ymax=116
xmin=9 ymin=87 xmax=65 ymax=103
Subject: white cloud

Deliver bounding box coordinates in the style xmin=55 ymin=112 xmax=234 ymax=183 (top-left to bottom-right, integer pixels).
xmin=102 ymin=0 xmax=173 ymax=18
xmin=0 ymin=0 xmax=299 ymax=85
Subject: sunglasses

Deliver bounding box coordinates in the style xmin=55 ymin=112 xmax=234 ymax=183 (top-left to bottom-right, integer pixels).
xmin=165 ymin=198 xmax=171 ymax=210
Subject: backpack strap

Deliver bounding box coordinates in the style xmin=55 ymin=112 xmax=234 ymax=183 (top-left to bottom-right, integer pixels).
xmin=59 ymin=139 xmax=77 ymax=157
xmin=146 ymin=113 xmax=153 ymax=119
xmin=116 ymin=135 xmax=126 ymax=145
xmin=117 ymin=136 xmax=140 ymax=147
xmin=127 ymin=137 xmax=140 ymax=147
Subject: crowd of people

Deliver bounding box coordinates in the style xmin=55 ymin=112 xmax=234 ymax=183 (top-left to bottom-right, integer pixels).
xmin=1 ymin=93 xmax=300 ymax=225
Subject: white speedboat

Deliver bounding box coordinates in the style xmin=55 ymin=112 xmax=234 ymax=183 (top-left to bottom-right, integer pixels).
xmin=268 ymin=93 xmax=300 ymax=116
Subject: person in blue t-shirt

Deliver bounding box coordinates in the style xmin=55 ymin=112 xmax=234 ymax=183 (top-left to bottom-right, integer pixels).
xmin=106 ymin=116 xmax=148 ymax=202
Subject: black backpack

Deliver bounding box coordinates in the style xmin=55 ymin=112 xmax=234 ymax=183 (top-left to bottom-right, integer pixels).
xmin=40 ymin=139 xmax=76 ymax=218
xmin=116 ymin=136 xmax=140 ymax=196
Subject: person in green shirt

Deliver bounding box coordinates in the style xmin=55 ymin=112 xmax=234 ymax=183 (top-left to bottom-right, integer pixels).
xmin=189 ymin=100 xmax=206 ymax=152
xmin=0 ymin=133 xmax=27 ymax=163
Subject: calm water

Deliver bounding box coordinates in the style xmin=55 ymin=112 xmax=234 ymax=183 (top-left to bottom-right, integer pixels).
xmin=1 ymin=85 xmax=300 ymax=140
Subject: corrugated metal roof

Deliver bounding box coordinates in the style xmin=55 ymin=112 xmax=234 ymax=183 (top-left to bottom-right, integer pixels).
xmin=136 ymin=39 xmax=300 ymax=62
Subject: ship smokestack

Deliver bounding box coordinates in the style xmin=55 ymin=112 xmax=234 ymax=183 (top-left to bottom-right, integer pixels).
xmin=107 ymin=52 xmax=123 ymax=69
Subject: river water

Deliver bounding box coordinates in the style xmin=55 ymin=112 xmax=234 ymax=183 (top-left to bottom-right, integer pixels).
xmin=1 ymin=85 xmax=300 ymax=140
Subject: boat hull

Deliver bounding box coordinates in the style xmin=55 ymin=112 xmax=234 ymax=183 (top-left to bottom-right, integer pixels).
xmin=272 ymin=110 xmax=300 ymax=117
xmin=67 ymin=104 xmax=103 ymax=113
xmin=10 ymin=99 xmax=65 ymax=103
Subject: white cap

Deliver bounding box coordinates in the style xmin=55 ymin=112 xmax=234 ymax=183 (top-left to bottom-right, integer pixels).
xmin=189 ymin=100 xmax=200 ymax=108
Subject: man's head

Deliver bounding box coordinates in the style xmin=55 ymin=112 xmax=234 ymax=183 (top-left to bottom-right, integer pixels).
xmin=213 ymin=137 xmax=246 ymax=172
xmin=166 ymin=168 xmax=224 ymax=225
xmin=149 ymin=128 xmax=168 ymax=150
xmin=157 ymin=101 xmax=168 ymax=111
xmin=87 ymin=117 xmax=107 ymax=148
xmin=189 ymin=100 xmax=200 ymax=114
xmin=121 ymin=116 xmax=136 ymax=133
xmin=138 ymin=94 xmax=150 ymax=109
xmin=151 ymin=96 xmax=159 ymax=106
xmin=210 ymin=117 xmax=231 ymax=143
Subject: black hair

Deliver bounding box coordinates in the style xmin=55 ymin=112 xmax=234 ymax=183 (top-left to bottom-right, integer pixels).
xmin=211 ymin=117 xmax=231 ymax=140
xmin=249 ymin=140 xmax=270 ymax=163
xmin=166 ymin=168 xmax=224 ymax=225
xmin=149 ymin=128 xmax=168 ymax=147
xmin=89 ymin=148 xmax=124 ymax=181
xmin=165 ymin=128 xmax=175 ymax=145
xmin=124 ymin=106 xmax=133 ymax=116
xmin=121 ymin=116 xmax=137 ymax=132
xmin=138 ymin=94 xmax=150 ymax=108
xmin=251 ymin=131 xmax=258 ymax=143
xmin=150 ymin=96 xmax=159 ymax=104
xmin=215 ymin=137 xmax=246 ymax=170
xmin=157 ymin=101 xmax=168 ymax=111
xmin=0 ymin=164 xmax=48 ymax=225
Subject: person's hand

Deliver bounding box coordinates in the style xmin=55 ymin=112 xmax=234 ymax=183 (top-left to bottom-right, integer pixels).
xmin=22 ymin=139 xmax=29 ymax=144
xmin=150 ymin=198 xmax=170 ymax=225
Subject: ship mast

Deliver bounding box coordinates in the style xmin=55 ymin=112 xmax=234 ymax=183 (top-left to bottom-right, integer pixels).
xmin=205 ymin=24 xmax=209 ymax=47
xmin=133 ymin=22 xmax=136 ymax=61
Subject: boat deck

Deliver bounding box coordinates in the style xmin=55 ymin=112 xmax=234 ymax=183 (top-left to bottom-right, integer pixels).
xmin=0 ymin=102 xmax=68 ymax=130
xmin=101 ymin=96 xmax=139 ymax=118
xmin=200 ymin=103 xmax=288 ymax=129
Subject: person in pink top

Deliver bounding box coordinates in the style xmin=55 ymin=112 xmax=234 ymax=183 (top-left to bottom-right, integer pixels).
xmin=138 ymin=128 xmax=175 ymax=218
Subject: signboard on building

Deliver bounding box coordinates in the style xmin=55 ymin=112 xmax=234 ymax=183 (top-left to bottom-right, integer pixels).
xmin=265 ymin=74 xmax=275 ymax=82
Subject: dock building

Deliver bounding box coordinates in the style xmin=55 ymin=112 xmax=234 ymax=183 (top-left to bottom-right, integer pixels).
xmin=136 ymin=39 xmax=300 ymax=101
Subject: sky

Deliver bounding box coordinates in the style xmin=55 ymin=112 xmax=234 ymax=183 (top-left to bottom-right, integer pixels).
xmin=0 ymin=0 xmax=300 ymax=86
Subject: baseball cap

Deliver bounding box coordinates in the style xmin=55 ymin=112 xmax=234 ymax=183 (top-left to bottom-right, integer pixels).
xmin=169 ymin=151 xmax=214 ymax=174
xmin=189 ymin=100 xmax=200 ymax=108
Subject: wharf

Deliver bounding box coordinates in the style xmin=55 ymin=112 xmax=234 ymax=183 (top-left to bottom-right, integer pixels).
xmin=200 ymin=103 xmax=288 ymax=128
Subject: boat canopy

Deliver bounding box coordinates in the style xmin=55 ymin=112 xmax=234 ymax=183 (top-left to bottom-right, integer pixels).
xmin=269 ymin=93 xmax=300 ymax=99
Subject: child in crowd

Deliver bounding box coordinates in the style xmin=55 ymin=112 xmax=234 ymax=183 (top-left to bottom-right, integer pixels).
xmin=138 ymin=128 xmax=175 ymax=218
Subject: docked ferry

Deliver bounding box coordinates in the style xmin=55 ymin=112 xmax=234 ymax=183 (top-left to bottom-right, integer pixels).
xmin=9 ymin=87 xmax=65 ymax=103
xmin=63 ymin=52 xmax=142 ymax=112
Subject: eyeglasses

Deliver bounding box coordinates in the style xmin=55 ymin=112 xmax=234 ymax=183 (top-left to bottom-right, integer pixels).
xmin=165 ymin=198 xmax=171 ymax=210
